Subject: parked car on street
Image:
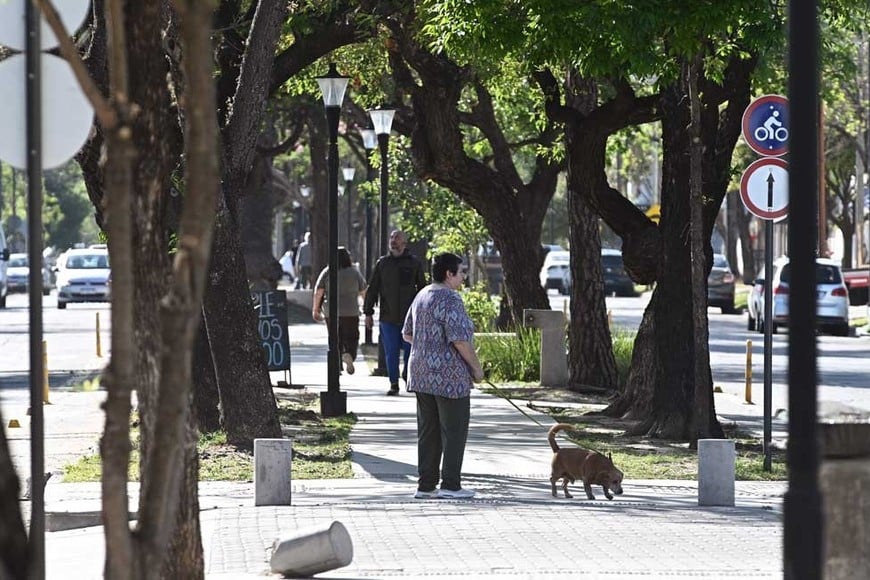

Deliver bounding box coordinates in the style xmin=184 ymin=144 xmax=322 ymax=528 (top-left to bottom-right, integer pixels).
xmin=55 ymin=246 xmax=111 ymax=309
xmin=561 ymin=249 xmax=638 ymax=297
xmin=540 ymin=250 xmax=570 ymax=294
xmin=708 ymin=253 xmax=737 ymax=314
xmin=6 ymin=253 xmax=53 ymax=295
xmin=752 ymin=256 xmax=850 ymax=336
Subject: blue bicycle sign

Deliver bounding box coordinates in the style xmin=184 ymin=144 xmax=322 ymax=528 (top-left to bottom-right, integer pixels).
xmin=741 ymin=95 xmax=789 ymax=157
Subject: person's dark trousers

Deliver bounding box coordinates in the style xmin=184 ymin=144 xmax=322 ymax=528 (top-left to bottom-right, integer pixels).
xmin=415 ymin=392 xmax=470 ymax=492
xmin=337 ymin=316 xmax=360 ymax=360
xmin=379 ymin=321 xmax=410 ymax=385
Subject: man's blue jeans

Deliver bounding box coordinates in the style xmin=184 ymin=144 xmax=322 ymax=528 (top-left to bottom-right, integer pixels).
xmin=379 ymin=321 xmax=410 ymax=386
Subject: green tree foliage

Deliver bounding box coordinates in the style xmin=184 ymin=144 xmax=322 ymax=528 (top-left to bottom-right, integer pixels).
xmin=43 ymin=161 xmax=99 ymax=249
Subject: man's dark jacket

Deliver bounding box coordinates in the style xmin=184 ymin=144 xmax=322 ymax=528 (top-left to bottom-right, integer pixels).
xmin=363 ymin=250 xmax=427 ymax=324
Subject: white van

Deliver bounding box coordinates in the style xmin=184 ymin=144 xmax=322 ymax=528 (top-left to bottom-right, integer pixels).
xmin=0 ymin=223 xmax=9 ymax=308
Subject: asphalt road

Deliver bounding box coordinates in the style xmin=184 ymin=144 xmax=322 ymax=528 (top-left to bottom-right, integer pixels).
xmin=548 ymin=289 xmax=870 ymax=415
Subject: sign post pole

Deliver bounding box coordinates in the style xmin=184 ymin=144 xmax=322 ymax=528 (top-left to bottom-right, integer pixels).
xmin=740 ymin=94 xmax=790 ymax=473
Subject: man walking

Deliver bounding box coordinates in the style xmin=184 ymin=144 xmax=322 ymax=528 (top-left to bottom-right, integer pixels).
xmin=364 ymin=230 xmax=427 ymax=395
xmin=294 ymin=231 xmax=312 ymax=289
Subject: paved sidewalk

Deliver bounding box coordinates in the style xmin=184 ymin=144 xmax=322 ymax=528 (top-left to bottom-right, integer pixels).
xmin=32 ymin=321 xmax=786 ymax=578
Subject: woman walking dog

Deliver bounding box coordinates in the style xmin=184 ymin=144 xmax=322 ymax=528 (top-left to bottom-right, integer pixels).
xmin=402 ymin=252 xmax=484 ymax=499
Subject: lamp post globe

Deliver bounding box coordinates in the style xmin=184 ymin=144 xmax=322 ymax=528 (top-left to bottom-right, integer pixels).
xmin=368 ymin=108 xmax=395 ymax=257
xmin=316 ymin=62 xmax=349 ymax=417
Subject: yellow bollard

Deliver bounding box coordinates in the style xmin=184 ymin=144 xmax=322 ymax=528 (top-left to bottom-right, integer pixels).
xmin=96 ymin=312 xmax=102 ymax=358
xmin=43 ymin=340 xmax=51 ymax=404
xmin=744 ymin=339 xmax=753 ymax=404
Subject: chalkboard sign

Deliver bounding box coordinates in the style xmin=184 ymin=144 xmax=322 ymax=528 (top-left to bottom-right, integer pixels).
xmin=251 ymin=290 xmax=291 ymax=371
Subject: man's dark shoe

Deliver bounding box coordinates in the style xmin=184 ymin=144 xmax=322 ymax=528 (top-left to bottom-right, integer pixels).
xmin=386 ymin=384 xmax=400 ymax=396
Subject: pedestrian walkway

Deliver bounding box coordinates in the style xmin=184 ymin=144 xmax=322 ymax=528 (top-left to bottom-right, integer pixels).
xmin=33 ymin=321 xmax=786 ymax=579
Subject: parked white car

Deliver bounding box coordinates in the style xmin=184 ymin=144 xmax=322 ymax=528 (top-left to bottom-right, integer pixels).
xmin=55 ymin=246 xmax=111 ymax=309
xmin=753 ymin=256 xmax=850 ymax=336
xmin=540 ymin=250 xmax=570 ymax=294
xmin=6 ymin=252 xmax=53 ymax=295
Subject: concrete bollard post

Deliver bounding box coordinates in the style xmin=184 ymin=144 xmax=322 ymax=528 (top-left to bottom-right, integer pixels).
xmin=820 ymin=413 xmax=870 ymax=579
xmin=697 ymin=439 xmax=735 ymax=506
xmin=270 ymin=521 xmax=353 ymax=577
xmin=522 ymin=309 xmax=568 ymax=387
xmin=254 ymin=438 xmax=292 ymax=506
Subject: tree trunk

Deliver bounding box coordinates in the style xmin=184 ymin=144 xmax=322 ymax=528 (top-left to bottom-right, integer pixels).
xmin=239 ymin=150 xmax=282 ymax=291
xmin=202 ymin=0 xmax=289 ymax=448
xmin=687 ymin=56 xmax=716 ymax=444
xmin=193 ymin=319 xmax=221 ymax=434
xmin=160 ymin=412 xmax=204 ymax=580
xmin=565 ymin=127 xmax=618 ymax=391
xmin=306 ymin=106 xmax=330 ymax=276
xmin=386 ymin=22 xmax=555 ymax=325
xmin=203 ymin=196 xmax=282 ymax=447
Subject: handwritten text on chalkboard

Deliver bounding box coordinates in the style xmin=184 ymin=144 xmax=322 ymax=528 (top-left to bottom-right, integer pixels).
xmin=252 ymin=290 xmax=291 ymax=371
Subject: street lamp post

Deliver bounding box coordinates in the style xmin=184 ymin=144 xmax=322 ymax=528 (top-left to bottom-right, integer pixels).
xmin=368 ymin=108 xmax=395 ymax=256
xmin=316 ymin=63 xmax=349 ymax=417
xmin=368 ymin=109 xmax=395 ymax=374
xmin=342 ymin=166 xmax=356 ymax=256
xmin=360 ymin=129 xmax=377 ymax=345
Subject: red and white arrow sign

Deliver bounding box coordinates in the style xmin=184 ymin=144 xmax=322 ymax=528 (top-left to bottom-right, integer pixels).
xmin=739 ymin=157 xmax=789 ymax=221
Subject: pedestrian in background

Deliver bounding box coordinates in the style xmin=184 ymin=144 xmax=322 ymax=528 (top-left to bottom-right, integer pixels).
xmin=402 ymin=252 xmax=483 ymax=499
xmin=363 ymin=230 xmax=427 ymax=395
xmin=312 ymin=247 xmax=367 ymax=374
xmin=294 ymin=231 xmax=312 ymax=289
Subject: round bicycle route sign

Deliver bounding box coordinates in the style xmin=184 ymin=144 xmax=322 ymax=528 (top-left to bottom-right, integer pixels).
xmin=741 ymin=94 xmax=789 ymax=157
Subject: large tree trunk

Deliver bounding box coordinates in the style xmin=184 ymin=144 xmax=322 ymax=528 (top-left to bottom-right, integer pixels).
xmin=565 ymin=127 xmax=618 ymax=392
xmin=239 ymin=151 xmax=282 ymax=292
xmin=687 ymin=56 xmax=716 ymax=444
xmin=192 ymin=319 xmax=221 ymax=433
xmin=202 ymin=0 xmax=289 ymax=447
xmin=386 ymin=23 xmax=555 ymax=324
xmin=306 ymin=106 xmax=330 ymax=275
xmin=203 ymin=197 xmax=282 ymax=447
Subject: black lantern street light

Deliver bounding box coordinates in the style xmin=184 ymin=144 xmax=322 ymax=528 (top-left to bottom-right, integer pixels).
xmin=360 ymin=129 xmax=377 ymax=345
xmin=316 ymin=63 xmax=349 ymax=417
xmin=342 ymin=166 xmax=356 ymax=256
xmin=368 ymin=108 xmax=396 ymax=256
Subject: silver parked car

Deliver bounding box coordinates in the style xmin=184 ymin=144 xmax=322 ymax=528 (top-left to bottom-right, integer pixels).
xmin=6 ymin=253 xmax=53 ymax=295
xmin=753 ymin=256 xmax=850 ymax=336
xmin=55 ymin=246 xmax=111 ymax=309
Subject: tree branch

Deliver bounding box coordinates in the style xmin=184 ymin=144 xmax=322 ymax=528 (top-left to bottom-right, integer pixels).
xmin=34 ymin=0 xmax=118 ymax=129
xmin=222 ymin=0 xmax=289 ymax=193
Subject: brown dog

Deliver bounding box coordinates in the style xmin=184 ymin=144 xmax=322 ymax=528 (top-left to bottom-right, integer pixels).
xmin=548 ymin=423 xmax=624 ymax=500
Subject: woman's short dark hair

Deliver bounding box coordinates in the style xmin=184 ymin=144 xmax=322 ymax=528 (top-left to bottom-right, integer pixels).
xmin=431 ymin=252 xmax=463 ymax=283
xmin=338 ymin=247 xmax=352 ymax=269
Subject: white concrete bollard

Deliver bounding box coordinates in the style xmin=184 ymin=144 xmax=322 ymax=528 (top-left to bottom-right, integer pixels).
xmin=523 ymin=309 xmax=568 ymax=387
xmin=254 ymin=438 xmax=292 ymax=506
xmin=697 ymin=439 xmax=735 ymax=507
xmin=270 ymin=521 xmax=353 ymax=577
